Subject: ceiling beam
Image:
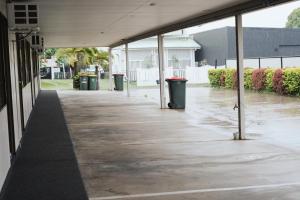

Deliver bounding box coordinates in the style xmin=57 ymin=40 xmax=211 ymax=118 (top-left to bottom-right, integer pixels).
xmin=110 ymin=0 xmax=293 ymax=48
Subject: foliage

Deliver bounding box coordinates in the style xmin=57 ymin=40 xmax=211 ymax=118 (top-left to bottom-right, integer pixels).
xmin=252 ymin=69 xmax=266 ymax=91
xmin=273 ymin=69 xmax=284 ymax=95
xmin=265 ymin=69 xmax=275 ymax=92
xmin=44 ymin=48 xmax=57 ymax=59
xmin=220 ymin=73 xmax=226 ymax=87
xmin=286 ymin=7 xmax=300 ymax=28
xmin=224 ymin=68 xmax=236 ymax=89
xmin=208 ymin=68 xmax=300 ymax=96
xmin=283 ymin=68 xmax=300 ymax=96
xmin=244 ymin=68 xmax=254 ymax=89
xmin=208 ymin=69 xmax=224 ymax=87
xmin=55 ymin=48 xmax=109 ymax=72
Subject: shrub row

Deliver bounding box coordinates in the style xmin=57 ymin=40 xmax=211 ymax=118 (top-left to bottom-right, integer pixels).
xmin=208 ymin=68 xmax=300 ymax=96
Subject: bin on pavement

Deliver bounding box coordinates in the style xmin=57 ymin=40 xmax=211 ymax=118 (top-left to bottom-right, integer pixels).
xmin=80 ymin=75 xmax=88 ymax=90
xmin=88 ymin=75 xmax=98 ymax=90
xmin=166 ymin=77 xmax=188 ymax=109
xmin=113 ymin=74 xmax=124 ymax=91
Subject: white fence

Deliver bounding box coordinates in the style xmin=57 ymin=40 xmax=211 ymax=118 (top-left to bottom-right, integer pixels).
xmin=226 ymin=56 xmax=300 ymax=68
xmin=135 ymin=66 xmax=214 ymax=87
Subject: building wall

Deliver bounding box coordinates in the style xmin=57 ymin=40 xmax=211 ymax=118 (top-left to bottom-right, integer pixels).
xmin=0 ymin=0 xmax=11 ymax=191
xmin=194 ymin=27 xmax=300 ymax=65
xmin=8 ymin=33 xmax=23 ymax=148
xmin=0 ymin=106 xmax=10 ymax=190
xmin=22 ymin=83 xmax=33 ymax=125
xmin=193 ymin=28 xmax=228 ymax=66
xmin=1 ymin=0 xmax=40 ymax=192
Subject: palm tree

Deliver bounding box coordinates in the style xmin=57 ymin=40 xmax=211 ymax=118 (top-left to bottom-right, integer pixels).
xmin=55 ymin=48 xmax=108 ymax=75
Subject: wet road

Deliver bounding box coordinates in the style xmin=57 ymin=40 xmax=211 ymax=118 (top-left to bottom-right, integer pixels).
xmin=58 ymin=87 xmax=300 ymax=200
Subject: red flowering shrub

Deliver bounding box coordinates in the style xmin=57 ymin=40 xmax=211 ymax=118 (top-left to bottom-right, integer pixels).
xmin=273 ymin=69 xmax=284 ymax=95
xmin=233 ymin=71 xmax=238 ymax=89
xmin=252 ymin=69 xmax=266 ymax=90
xmin=220 ymin=73 xmax=226 ymax=87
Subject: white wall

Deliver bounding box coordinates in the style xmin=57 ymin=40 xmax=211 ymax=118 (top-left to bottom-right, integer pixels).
xmin=22 ymin=83 xmax=33 ymax=125
xmin=9 ymin=33 xmax=23 ymax=148
xmin=35 ymin=77 xmax=39 ymax=98
xmin=0 ymin=107 xmax=11 ymax=192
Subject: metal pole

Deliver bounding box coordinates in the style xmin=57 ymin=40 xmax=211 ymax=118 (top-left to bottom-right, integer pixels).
xmin=258 ymin=57 xmax=261 ymax=69
xmin=108 ymin=48 xmax=113 ymax=91
xmin=158 ymin=34 xmax=167 ymax=109
xmin=125 ymin=44 xmax=130 ymax=97
xmin=280 ymin=57 xmax=283 ymax=69
xmin=235 ymin=14 xmax=246 ymax=140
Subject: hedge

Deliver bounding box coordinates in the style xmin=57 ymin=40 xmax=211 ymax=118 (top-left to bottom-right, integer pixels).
xmin=283 ymin=68 xmax=300 ymax=96
xmin=208 ymin=69 xmax=224 ymax=87
xmin=208 ymin=67 xmax=300 ymax=96
xmin=244 ymin=68 xmax=253 ymax=89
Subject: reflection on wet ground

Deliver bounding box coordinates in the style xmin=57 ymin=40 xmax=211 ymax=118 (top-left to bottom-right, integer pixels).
xmin=58 ymin=87 xmax=300 ymax=200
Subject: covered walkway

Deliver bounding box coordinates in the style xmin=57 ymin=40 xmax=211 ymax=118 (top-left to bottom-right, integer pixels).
xmin=1 ymin=89 xmax=300 ymax=199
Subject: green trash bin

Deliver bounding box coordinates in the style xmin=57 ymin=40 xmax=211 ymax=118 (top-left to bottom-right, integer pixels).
xmin=80 ymin=75 xmax=88 ymax=90
xmin=88 ymin=75 xmax=98 ymax=90
xmin=166 ymin=77 xmax=188 ymax=109
xmin=113 ymin=74 xmax=124 ymax=91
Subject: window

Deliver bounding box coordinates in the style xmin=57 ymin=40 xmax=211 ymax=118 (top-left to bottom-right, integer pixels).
xmin=167 ymin=49 xmax=191 ymax=69
xmin=0 ymin=13 xmax=8 ymax=109
xmin=16 ymin=34 xmax=33 ymax=87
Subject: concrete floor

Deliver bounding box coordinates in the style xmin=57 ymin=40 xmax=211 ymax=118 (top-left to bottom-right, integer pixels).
xmin=58 ymin=87 xmax=300 ymax=200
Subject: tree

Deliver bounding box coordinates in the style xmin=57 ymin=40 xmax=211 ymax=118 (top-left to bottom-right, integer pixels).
xmin=286 ymin=8 xmax=300 ymax=28
xmin=55 ymin=48 xmax=109 ymax=75
xmin=44 ymin=48 xmax=57 ymax=59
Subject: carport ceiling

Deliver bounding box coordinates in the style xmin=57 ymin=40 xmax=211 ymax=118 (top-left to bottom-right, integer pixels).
xmin=15 ymin=0 xmax=289 ymax=48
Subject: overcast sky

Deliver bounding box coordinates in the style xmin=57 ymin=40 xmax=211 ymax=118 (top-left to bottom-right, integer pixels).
xmin=186 ymin=0 xmax=300 ymax=34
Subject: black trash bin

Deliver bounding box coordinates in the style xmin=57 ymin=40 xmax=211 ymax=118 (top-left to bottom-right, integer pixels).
xmin=80 ymin=75 xmax=88 ymax=90
xmin=88 ymin=75 xmax=97 ymax=90
xmin=113 ymin=74 xmax=124 ymax=91
xmin=166 ymin=77 xmax=188 ymax=109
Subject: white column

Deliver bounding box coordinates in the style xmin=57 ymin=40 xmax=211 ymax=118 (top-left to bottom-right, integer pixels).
xmin=125 ymin=44 xmax=130 ymax=97
xmin=158 ymin=35 xmax=167 ymax=109
xmin=62 ymin=63 xmax=66 ymax=79
xmin=235 ymin=14 xmax=246 ymax=140
xmin=108 ymin=48 xmax=113 ymax=91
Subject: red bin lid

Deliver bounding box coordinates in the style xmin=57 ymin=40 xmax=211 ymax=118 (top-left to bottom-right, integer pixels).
xmin=166 ymin=77 xmax=187 ymax=81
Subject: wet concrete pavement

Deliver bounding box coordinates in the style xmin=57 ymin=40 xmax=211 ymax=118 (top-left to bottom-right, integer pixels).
xmin=58 ymin=87 xmax=300 ymax=200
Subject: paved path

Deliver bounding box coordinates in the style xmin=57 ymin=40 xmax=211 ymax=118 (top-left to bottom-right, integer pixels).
xmin=58 ymin=88 xmax=300 ymax=200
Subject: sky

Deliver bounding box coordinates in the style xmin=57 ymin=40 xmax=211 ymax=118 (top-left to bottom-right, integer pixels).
xmin=185 ymin=0 xmax=300 ymax=34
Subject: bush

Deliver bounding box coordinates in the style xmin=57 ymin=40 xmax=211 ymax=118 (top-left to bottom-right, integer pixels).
xmin=265 ymin=69 xmax=275 ymax=92
xmin=244 ymin=68 xmax=254 ymax=89
xmin=283 ymin=68 xmax=300 ymax=96
xmin=252 ymin=69 xmax=266 ymax=91
xmin=224 ymin=69 xmax=237 ymax=89
xmin=220 ymin=73 xmax=226 ymax=87
xmin=273 ymin=69 xmax=284 ymax=95
xmin=208 ymin=69 xmax=224 ymax=87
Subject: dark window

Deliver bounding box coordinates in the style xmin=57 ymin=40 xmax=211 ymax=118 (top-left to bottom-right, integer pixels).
xmin=16 ymin=35 xmax=33 ymax=88
xmin=0 ymin=14 xmax=8 ymax=109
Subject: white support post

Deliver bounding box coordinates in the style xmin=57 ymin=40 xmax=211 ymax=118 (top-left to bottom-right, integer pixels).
xmin=158 ymin=34 xmax=167 ymax=109
xmin=125 ymin=43 xmax=130 ymax=97
xmin=108 ymin=48 xmax=113 ymax=91
xmin=62 ymin=63 xmax=66 ymax=79
xmin=235 ymin=14 xmax=246 ymax=140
